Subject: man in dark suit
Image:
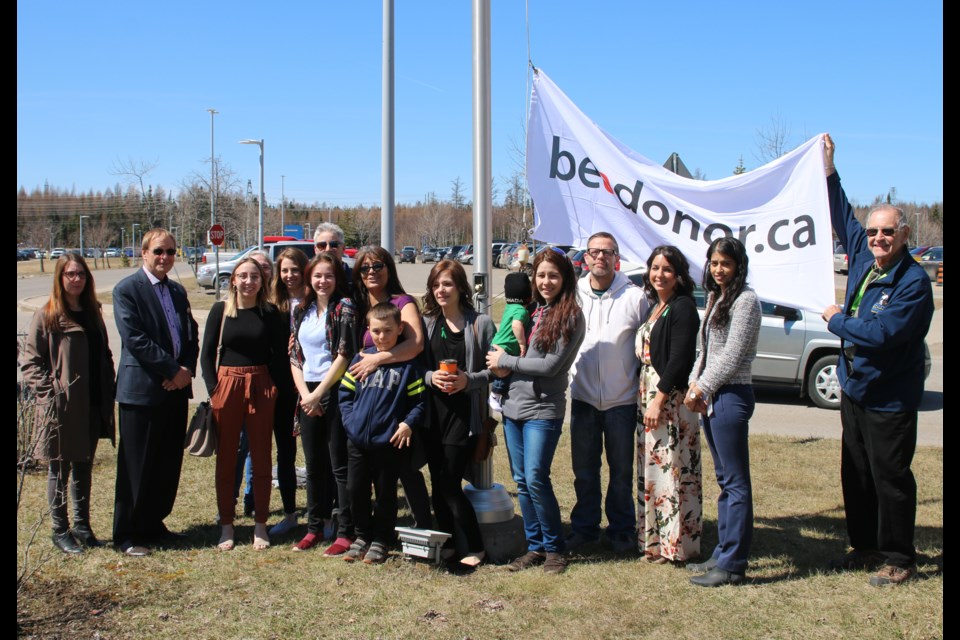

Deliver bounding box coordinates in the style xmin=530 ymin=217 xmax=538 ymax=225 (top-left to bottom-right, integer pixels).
xmin=112 ymin=228 xmax=199 ymax=556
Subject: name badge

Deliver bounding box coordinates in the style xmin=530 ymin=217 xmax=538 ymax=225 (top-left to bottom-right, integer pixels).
xmin=870 ymin=291 xmax=890 ymax=314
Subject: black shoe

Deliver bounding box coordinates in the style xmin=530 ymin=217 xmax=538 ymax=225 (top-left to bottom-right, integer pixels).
xmin=117 ymin=539 xmax=151 ymax=557
xmin=686 ymin=557 xmax=718 ymax=573
xmin=71 ymin=526 xmax=103 ymax=548
xmin=689 ymin=567 xmax=745 ymax=587
xmin=52 ymin=531 xmax=83 ymax=555
xmin=151 ymin=524 xmax=188 ymax=541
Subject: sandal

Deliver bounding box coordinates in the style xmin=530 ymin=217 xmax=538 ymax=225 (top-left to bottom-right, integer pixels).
xmin=460 ymin=551 xmax=486 ymax=568
xmin=323 ymin=537 xmax=354 ymax=557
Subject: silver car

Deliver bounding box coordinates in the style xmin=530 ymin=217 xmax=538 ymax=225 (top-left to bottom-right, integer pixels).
xmin=624 ymin=268 xmax=843 ymax=409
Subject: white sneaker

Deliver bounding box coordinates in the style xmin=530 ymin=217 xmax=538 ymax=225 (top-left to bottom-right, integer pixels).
xmin=488 ymin=393 xmax=503 ymax=413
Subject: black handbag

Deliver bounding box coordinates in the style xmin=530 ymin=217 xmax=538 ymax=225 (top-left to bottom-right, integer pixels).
xmin=184 ymin=309 xmax=226 ymax=457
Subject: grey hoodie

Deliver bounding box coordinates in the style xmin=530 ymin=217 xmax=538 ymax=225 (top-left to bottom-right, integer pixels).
xmin=499 ymin=304 xmax=586 ymax=422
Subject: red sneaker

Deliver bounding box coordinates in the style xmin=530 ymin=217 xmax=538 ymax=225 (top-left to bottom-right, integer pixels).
xmin=292 ymin=533 xmax=319 ymax=552
xmin=324 ymin=537 xmax=355 ymax=558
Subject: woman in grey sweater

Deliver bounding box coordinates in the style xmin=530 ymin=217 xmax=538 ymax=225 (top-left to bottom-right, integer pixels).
xmin=684 ymin=237 xmax=761 ymax=587
xmin=487 ymin=248 xmax=586 ymax=575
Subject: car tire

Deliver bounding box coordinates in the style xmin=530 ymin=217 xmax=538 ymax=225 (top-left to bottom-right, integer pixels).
xmin=217 ymin=274 xmax=231 ymax=292
xmin=807 ymin=354 xmax=841 ymax=410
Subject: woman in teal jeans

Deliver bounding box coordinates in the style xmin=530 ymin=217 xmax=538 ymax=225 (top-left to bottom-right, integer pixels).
xmin=487 ymin=248 xmax=585 ymax=575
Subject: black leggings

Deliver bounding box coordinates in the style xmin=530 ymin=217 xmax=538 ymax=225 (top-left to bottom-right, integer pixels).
xmin=427 ymin=436 xmax=484 ymax=553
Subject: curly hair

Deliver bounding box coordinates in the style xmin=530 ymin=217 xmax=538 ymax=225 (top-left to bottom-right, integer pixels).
xmin=531 ymin=248 xmax=580 ymax=353
xmin=421 ymin=260 xmax=475 ymax=318
xmin=701 ymin=237 xmax=749 ymax=328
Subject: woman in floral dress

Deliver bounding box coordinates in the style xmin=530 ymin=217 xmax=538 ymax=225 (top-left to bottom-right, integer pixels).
xmin=636 ymin=245 xmax=702 ymax=564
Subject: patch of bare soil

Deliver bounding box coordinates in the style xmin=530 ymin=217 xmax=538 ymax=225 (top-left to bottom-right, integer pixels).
xmin=18 ymin=578 xmax=125 ymax=638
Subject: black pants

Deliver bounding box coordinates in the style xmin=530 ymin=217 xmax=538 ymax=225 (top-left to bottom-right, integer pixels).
xmin=840 ymin=394 xmax=917 ymax=567
xmin=113 ymin=398 xmax=187 ymax=544
xmin=427 ymin=436 xmax=484 ymax=553
xmin=347 ymin=442 xmax=407 ymax=546
xmin=299 ymin=386 xmax=334 ymax=535
xmin=326 ymin=397 xmax=354 ymax=537
xmin=273 ymin=387 xmax=300 ymax=514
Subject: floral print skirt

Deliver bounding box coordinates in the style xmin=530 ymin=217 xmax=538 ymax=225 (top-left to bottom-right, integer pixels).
xmin=637 ymin=365 xmax=703 ymax=562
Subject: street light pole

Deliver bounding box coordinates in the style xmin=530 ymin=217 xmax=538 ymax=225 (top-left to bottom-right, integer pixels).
xmin=239 ymin=139 xmax=265 ymax=250
xmin=281 ymin=175 xmax=286 ymax=235
xmin=132 ymin=223 xmax=141 ymax=263
xmin=79 ymin=215 xmax=90 ymax=257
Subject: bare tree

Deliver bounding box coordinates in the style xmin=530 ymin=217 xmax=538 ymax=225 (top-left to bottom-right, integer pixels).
xmin=85 ymin=218 xmax=115 ymax=269
xmin=110 ymin=157 xmax=159 ymax=220
xmin=754 ymin=112 xmax=793 ymax=164
xmin=450 ymin=177 xmax=466 ymax=210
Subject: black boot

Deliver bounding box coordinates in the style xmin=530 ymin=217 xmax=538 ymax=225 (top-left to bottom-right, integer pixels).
xmin=52 ymin=530 xmax=83 ymax=555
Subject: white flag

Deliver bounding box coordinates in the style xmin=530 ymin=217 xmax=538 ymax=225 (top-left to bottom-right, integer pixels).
xmin=526 ymin=70 xmax=834 ymax=312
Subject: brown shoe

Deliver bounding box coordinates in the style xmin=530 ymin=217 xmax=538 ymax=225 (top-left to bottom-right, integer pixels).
xmin=507 ymin=551 xmax=545 ymax=572
xmin=543 ymin=552 xmax=568 ymax=575
xmin=869 ymin=564 xmax=917 ymax=587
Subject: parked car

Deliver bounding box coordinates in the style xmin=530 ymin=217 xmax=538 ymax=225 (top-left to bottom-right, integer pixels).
xmin=49 ymin=247 xmax=67 ymax=259
xmin=624 ymin=266 xmax=844 ymax=409
xmin=570 ymin=249 xmax=588 ymax=278
xmin=103 ymin=247 xmax=122 ymax=258
xmin=457 ymin=244 xmax=474 ymax=265
xmin=915 ymin=246 xmax=943 ymax=282
xmin=495 ymin=243 xmax=516 ymax=268
xmin=910 ymin=246 xmax=932 ymax=261
xmin=437 ymin=246 xmax=452 ymax=260
xmin=196 ymin=241 xmax=319 ymax=290
xmin=421 ymin=246 xmax=438 ymax=263
xmin=399 ymin=246 xmax=417 ymax=264
xmin=447 ymin=245 xmax=464 ymax=263
xmin=833 ymin=245 xmax=848 ymax=274
xmin=343 ymin=247 xmax=359 ymax=258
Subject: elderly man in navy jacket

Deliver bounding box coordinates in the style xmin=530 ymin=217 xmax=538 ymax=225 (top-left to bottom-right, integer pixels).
xmin=112 ymin=229 xmax=199 ymax=556
xmin=821 ymin=134 xmax=933 ymax=586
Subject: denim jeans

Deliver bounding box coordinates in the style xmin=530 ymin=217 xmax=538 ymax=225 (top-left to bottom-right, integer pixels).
xmin=502 ymin=417 xmax=565 ymax=553
xmin=569 ymin=400 xmax=637 ymax=540
xmin=701 ymin=384 xmax=754 ymax=574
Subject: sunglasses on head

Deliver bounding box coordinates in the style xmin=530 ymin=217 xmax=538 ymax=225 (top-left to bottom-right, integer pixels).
xmin=151 ymin=248 xmax=177 ymax=256
xmin=316 ymin=240 xmax=341 ymax=250
xmin=359 ymin=262 xmax=386 ymax=274
xmin=865 ymin=227 xmax=898 ymax=238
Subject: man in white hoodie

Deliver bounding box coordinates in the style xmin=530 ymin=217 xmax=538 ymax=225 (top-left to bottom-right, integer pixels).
xmin=567 ymin=232 xmax=648 ymax=553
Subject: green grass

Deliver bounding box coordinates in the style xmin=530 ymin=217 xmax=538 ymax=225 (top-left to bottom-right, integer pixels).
xmin=17 ymin=431 xmax=942 ymax=639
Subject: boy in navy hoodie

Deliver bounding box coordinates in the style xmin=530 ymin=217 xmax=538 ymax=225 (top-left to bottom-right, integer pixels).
xmin=339 ymin=302 xmax=425 ymax=564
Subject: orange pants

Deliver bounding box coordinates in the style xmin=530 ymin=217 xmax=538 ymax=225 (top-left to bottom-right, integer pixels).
xmin=212 ymin=365 xmax=277 ymax=525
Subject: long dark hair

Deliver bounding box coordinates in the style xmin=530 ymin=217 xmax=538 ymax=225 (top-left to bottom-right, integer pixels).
xmin=532 ymin=248 xmax=580 ymax=353
xmin=421 ymin=260 xmax=475 ymax=318
xmin=42 ymin=254 xmax=101 ymax=331
xmin=702 ymin=237 xmax=749 ymax=328
xmin=273 ymin=247 xmax=309 ymax=313
xmin=643 ymin=245 xmax=695 ymax=302
xmin=301 ymin=251 xmax=347 ymax=315
xmin=353 ymin=246 xmax=406 ymax=320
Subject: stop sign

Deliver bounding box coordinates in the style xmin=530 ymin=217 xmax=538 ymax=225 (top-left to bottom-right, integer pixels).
xmin=209 ymin=224 xmax=225 ymax=246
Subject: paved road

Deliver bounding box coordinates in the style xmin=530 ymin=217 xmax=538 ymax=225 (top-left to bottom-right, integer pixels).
xmin=18 ymin=261 xmax=943 ymax=446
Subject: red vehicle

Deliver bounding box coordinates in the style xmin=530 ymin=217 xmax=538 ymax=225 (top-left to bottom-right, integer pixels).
xmin=343 ymin=247 xmax=358 ymax=258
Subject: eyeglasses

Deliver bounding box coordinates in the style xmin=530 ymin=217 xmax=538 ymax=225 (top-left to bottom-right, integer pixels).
xmin=151 ymin=248 xmax=177 ymax=256
xmin=315 ymin=240 xmax=341 ymax=250
xmin=586 ymin=248 xmax=618 ymax=258
xmin=865 ymin=227 xmax=898 ymax=238
xmin=63 ymin=270 xmax=87 ymax=280
xmin=359 ymin=262 xmax=386 ymax=274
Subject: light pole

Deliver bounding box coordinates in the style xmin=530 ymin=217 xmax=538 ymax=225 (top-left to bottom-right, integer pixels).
xmin=79 ymin=215 xmax=90 ymax=257
xmin=239 ymin=139 xmax=265 ymax=250
xmin=208 ymin=108 xmax=221 ymax=300
xmin=121 ymin=227 xmax=125 ymax=252
xmin=132 ymin=223 xmax=140 ymax=263
xmin=280 ymin=174 xmax=286 ymax=235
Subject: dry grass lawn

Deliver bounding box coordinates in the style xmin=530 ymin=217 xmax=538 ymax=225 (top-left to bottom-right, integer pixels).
xmin=17 ymin=431 xmax=942 ymax=639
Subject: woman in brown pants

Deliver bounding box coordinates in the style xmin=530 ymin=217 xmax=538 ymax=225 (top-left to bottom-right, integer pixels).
xmin=201 ymin=258 xmax=289 ymax=550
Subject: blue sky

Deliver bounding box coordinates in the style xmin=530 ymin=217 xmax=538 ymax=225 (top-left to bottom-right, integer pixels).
xmin=18 ymin=1 xmax=942 ymax=207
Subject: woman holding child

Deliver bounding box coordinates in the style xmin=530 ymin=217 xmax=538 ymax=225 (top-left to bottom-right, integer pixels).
xmin=487 ymin=248 xmax=585 ymax=575
xmin=421 ymin=260 xmax=493 ymax=567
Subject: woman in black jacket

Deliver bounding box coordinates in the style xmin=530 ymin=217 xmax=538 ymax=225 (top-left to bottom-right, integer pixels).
xmin=635 ymin=245 xmax=702 ymax=564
